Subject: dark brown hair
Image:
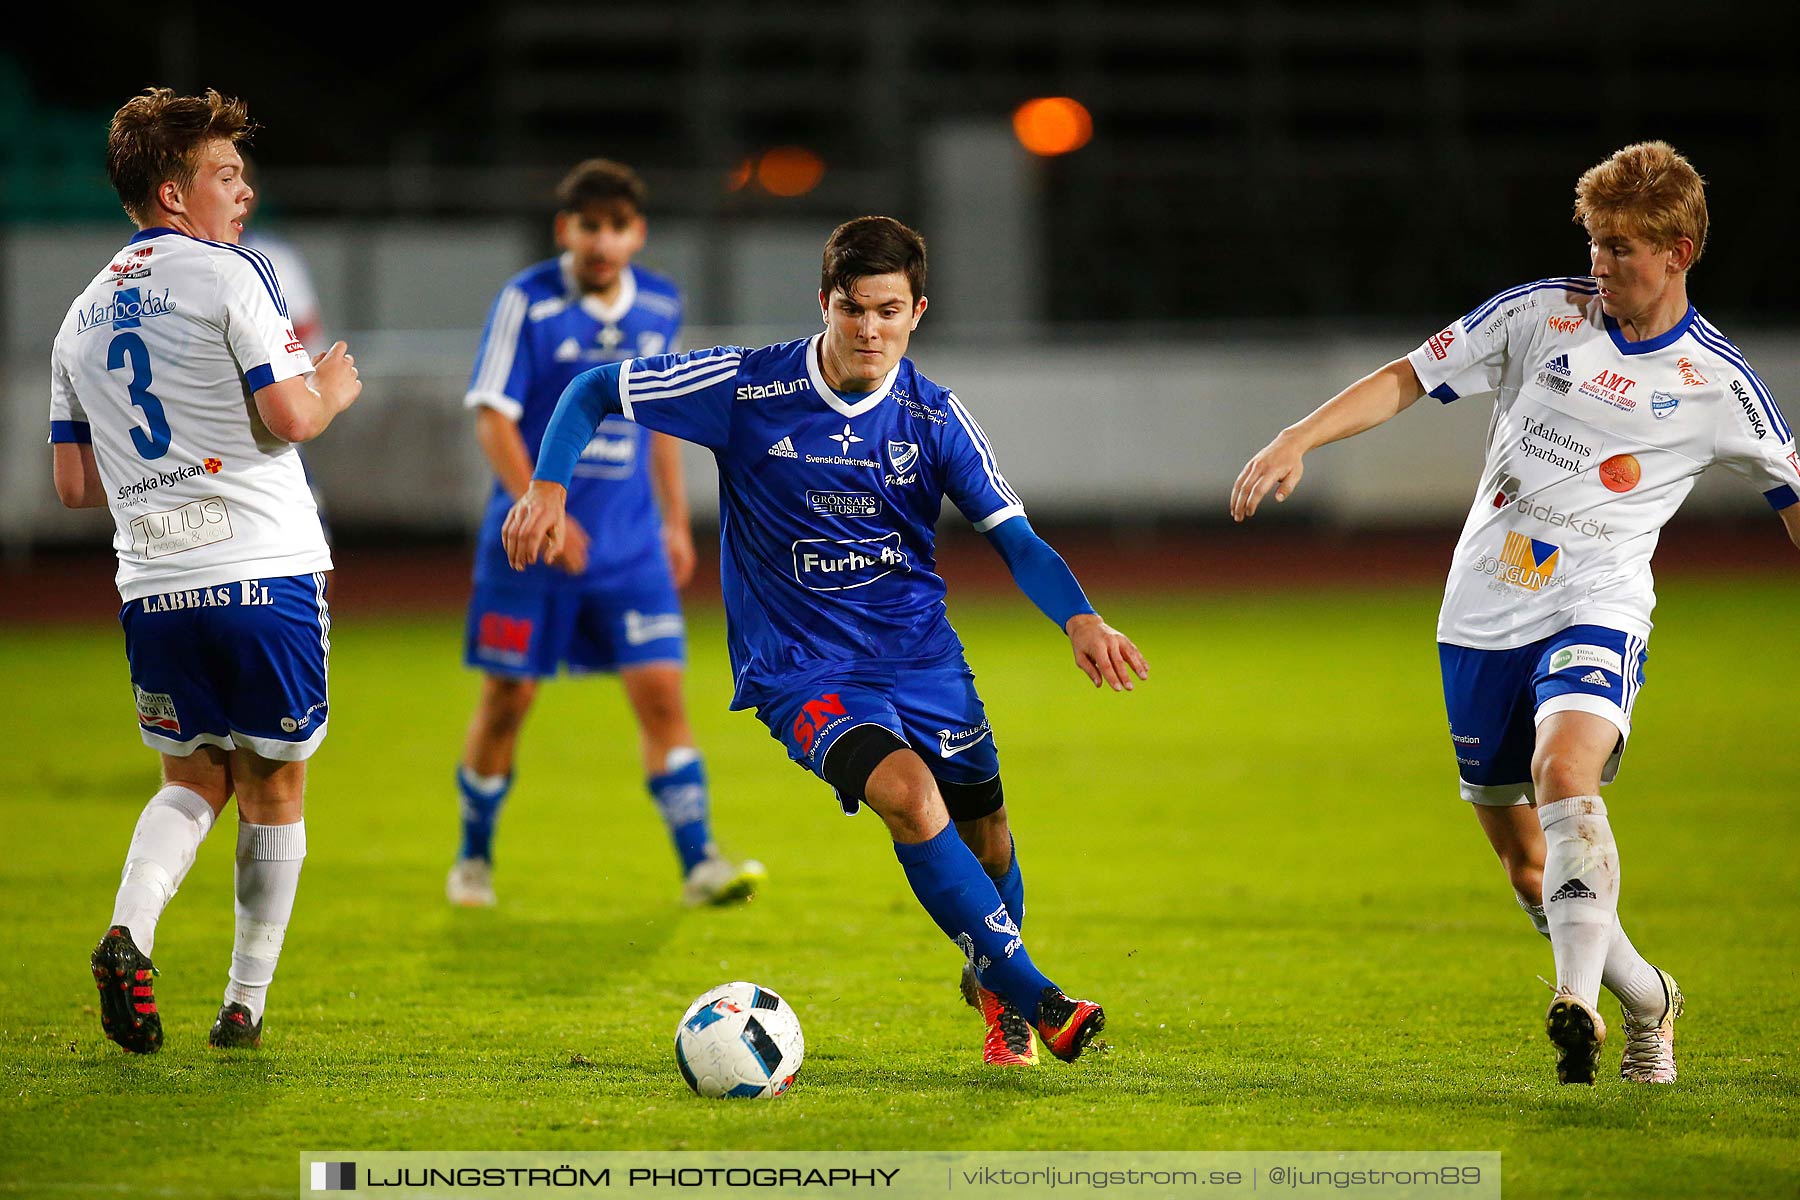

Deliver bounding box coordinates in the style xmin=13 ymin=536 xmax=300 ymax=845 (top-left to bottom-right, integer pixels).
xmin=107 ymin=87 xmax=253 ymax=225
xmin=555 ymin=159 xmax=648 ymax=215
xmin=821 ymin=216 xmax=927 ymax=302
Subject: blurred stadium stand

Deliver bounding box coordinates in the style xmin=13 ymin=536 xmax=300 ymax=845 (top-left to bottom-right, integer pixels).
xmin=4 ymin=3 xmax=1794 ymax=558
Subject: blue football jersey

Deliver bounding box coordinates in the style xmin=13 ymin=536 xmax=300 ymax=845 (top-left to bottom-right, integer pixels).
xmin=608 ymin=334 xmax=1027 ymax=708
xmin=465 ymin=259 xmax=683 ymax=584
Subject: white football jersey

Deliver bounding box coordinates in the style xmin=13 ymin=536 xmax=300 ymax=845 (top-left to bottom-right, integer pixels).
xmin=49 ymin=229 xmax=331 ymax=601
xmin=1408 ymin=276 xmax=1797 ymax=649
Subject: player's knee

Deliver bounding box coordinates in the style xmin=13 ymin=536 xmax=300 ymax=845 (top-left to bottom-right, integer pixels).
xmin=1530 ymin=745 xmax=1599 ymax=800
xmin=1507 ymin=861 xmax=1544 ymax=904
xmin=634 ymin=692 xmax=688 ymax=742
xmin=823 ymin=725 xmax=909 ymax=801
xmin=826 ymin=727 xmax=943 ymax=837
xmin=479 ymin=677 xmax=537 ymax=733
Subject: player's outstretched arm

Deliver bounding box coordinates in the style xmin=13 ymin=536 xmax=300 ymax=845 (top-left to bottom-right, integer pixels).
xmin=476 ymin=406 xmax=589 ymax=574
xmin=502 ymin=480 xmax=569 ymax=571
xmin=983 ymin=516 xmax=1148 ymax=692
xmin=1230 ymin=356 xmax=1425 ymax=522
xmin=1066 ymin=612 xmax=1149 ymax=693
xmin=501 ymin=361 xmax=625 ymax=571
xmin=254 ymin=341 xmax=363 ymax=443
xmin=650 ymin=433 xmax=696 ymax=587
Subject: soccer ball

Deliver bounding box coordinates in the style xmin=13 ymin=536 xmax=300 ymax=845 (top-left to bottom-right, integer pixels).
xmin=674 ymin=981 xmax=804 ymax=1099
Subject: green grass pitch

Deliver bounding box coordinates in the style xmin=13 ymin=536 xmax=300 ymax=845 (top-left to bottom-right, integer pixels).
xmin=2 ymin=578 xmax=1796 ymax=1198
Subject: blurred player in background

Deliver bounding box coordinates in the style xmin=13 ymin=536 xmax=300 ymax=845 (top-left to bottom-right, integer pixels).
xmin=450 ymin=159 xmax=763 ymax=909
xmin=239 ymin=154 xmax=333 ymax=538
xmin=1232 ymin=142 xmax=1800 ymax=1085
xmin=238 ymin=155 xmax=323 ymax=353
xmin=504 ymin=216 xmax=1146 ymax=1068
xmin=53 ymin=88 xmax=362 ymax=1052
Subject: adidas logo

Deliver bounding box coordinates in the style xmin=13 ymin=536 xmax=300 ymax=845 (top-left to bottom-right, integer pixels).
xmin=766 ymin=437 xmax=798 ymax=458
xmin=1549 ymin=878 xmax=1598 ymax=902
xmin=1580 ymin=669 xmax=1611 ymax=687
xmin=1544 ymin=354 xmax=1571 ymax=377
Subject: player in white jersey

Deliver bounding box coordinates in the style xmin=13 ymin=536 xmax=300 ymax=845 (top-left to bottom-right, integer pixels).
xmin=50 ymin=88 xmax=363 ymax=1053
xmin=1231 ymin=142 xmax=1799 ymax=1085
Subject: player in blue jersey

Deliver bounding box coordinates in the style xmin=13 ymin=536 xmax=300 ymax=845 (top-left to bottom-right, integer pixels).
xmin=504 ymin=216 xmax=1147 ymax=1067
xmin=450 ymin=160 xmax=763 ymax=909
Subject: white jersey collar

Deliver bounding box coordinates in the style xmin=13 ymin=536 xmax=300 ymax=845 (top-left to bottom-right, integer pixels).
xmin=806 ymin=333 xmax=899 ymax=418
xmin=558 ymin=255 xmax=638 ymax=324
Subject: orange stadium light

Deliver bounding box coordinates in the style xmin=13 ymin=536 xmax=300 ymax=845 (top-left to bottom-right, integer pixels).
xmin=756 ymin=147 xmax=826 ymax=197
xmin=1012 ymin=97 xmax=1093 ymax=157
xmin=725 ymin=157 xmax=753 ymax=192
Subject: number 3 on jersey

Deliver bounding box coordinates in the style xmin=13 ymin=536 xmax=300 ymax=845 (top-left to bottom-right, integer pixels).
xmin=108 ymin=331 xmax=172 ymax=459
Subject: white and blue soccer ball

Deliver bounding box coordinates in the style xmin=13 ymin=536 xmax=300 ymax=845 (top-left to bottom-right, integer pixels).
xmin=674 ymin=981 xmax=804 ymax=1099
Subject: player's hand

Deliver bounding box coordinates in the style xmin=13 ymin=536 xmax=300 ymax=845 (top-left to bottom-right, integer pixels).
xmin=554 ymin=514 xmax=591 ymax=576
xmin=1066 ymin=613 xmax=1148 ymax=692
xmin=501 ymin=480 xmax=569 ymax=571
xmin=311 ymin=341 xmax=362 ymax=413
xmin=663 ymin=521 xmax=696 ymax=588
xmin=1231 ymin=431 xmax=1306 ymax=522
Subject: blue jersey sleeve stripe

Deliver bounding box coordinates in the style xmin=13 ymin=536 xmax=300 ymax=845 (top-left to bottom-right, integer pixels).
xmin=244 ymin=362 xmax=277 ymax=393
xmin=946 ymin=393 xmax=1023 ymax=509
xmin=1430 ymin=382 xmax=1460 ymax=403
xmin=205 ymin=239 xmax=290 ymax=318
xmin=49 ymin=419 xmax=92 ymax=443
xmin=470 ymin=287 xmax=529 ymax=400
xmin=1689 ymin=324 xmax=1789 ymax=441
xmin=1765 ymin=484 xmax=1798 ymax=510
xmin=1462 ymin=277 xmax=1596 ymax=329
xmin=1690 ymin=320 xmax=1789 ymax=442
xmin=235 ymin=242 xmax=291 ymax=316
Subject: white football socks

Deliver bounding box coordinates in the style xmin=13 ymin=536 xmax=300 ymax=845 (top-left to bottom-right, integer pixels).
xmin=1515 ymin=889 xmax=1665 ymax=1018
xmin=109 ymin=785 xmax=217 ymax=955
xmin=223 ymin=820 xmax=307 ymax=1024
xmin=1537 ymin=795 xmax=1619 ymax=1007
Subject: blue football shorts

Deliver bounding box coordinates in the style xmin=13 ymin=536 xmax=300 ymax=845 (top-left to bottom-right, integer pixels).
xmin=464 ymin=560 xmax=685 ymax=679
xmin=756 ymin=657 xmax=999 ymax=814
xmin=1438 ymin=623 xmax=1648 ymax=806
xmin=119 ymin=573 xmax=331 ymax=761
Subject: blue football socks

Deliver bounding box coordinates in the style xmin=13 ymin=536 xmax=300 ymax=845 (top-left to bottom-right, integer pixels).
xmin=990 ymin=836 xmax=1024 ymax=931
xmin=894 ymin=824 xmax=1054 ymax=1022
xmin=456 ymin=765 xmax=512 ymax=862
xmin=648 ymin=750 xmax=713 ymax=875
